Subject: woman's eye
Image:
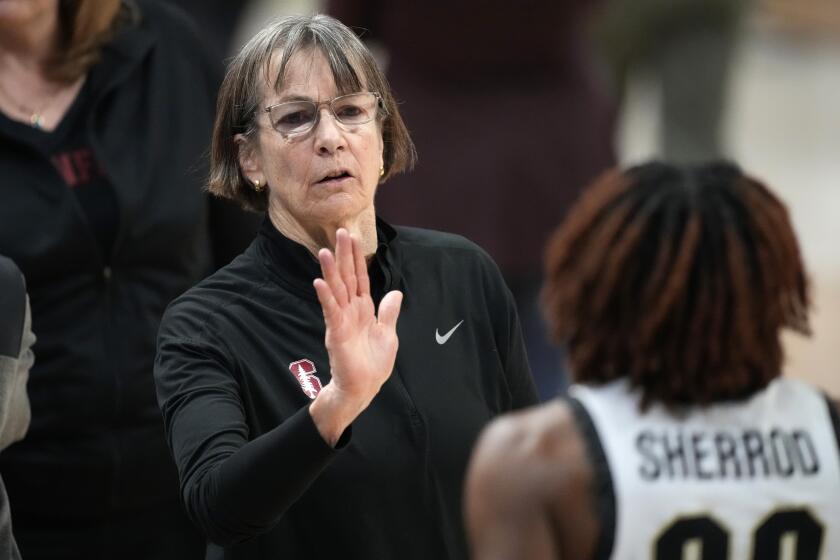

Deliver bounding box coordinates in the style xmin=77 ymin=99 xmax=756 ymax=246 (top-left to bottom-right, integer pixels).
xmin=336 ymin=105 xmax=363 ymax=119
xmin=278 ymin=111 xmax=313 ymax=126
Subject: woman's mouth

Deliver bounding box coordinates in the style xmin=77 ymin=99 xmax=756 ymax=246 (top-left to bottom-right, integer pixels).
xmin=316 ymin=171 xmax=352 ymax=186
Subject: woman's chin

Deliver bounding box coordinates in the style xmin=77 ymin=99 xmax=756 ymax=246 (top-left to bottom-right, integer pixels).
xmin=308 ymin=194 xmax=371 ymax=225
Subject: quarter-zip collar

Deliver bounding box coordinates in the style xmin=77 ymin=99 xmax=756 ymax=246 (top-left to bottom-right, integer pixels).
xmin=256 ymin=215 xmax=401 ymax=302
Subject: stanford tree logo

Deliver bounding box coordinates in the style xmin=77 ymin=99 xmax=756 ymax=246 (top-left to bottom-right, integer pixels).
xmin=288 ymin=359 xmax=323 ymax=399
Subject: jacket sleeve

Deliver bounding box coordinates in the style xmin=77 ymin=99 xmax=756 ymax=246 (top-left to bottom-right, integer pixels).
xmin=479 ymin=253 xmax=539 ymax=411
xmin=500 ymin=287 xmax=539 ymax=410
xmin=154 ymin=308 xmax=349 ymax=546
xmin=0 ymin=257 xmax=33 ymax=452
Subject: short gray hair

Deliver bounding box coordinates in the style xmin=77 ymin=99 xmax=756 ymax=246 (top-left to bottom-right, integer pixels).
xmin=208 ymin=14 xmax=416 ymax=212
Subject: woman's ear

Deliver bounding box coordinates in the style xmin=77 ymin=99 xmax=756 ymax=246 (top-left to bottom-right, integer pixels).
xmin=235 ymin=133 xmax=263 ymax=183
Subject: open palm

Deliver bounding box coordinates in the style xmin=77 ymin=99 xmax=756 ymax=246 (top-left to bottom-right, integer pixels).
xmin=313 ymin=229 xmax=403 ymax=403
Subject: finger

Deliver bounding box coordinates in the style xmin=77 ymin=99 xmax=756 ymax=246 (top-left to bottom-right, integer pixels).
xmin=352 ymin=235 xmax=370 ymax=297
xmin=335 ymin=229 xmax=357 ymax=299
xmin=313 ymin=278 xmax=341 ymax=325
xmin=318 ymin=247 xmax=349 ymax=306
xmin=377 ymin=290 xmax=403 ymax=330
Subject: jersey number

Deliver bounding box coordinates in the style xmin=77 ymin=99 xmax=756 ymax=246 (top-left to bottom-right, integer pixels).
xmin=655 ymin=508 xmax=823 ymax=559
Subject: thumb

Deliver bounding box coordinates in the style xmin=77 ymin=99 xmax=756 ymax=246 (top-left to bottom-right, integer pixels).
xmin=377 ymin=290 xmax=403 ymax=330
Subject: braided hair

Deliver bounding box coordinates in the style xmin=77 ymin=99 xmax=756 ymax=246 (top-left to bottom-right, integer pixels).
xmin=543 ymin=161 xmax=810 ymax=407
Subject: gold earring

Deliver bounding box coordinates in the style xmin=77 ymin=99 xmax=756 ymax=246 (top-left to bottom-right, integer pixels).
xmin=379 ymin=166 xmax=384 ymax=177
xmin=253 ymin=179 xmax=264 ymax=192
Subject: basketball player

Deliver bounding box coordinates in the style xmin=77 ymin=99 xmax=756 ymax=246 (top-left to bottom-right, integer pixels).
xmin=465 ymin=162 xmax=840 ymax=559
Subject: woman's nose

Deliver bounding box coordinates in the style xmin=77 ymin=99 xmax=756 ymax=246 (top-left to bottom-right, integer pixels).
xmin=313 ymin=108 xmax=346 ymax=154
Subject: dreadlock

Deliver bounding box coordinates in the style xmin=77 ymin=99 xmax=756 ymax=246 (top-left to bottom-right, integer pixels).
xmin=543 ymin=161 xmax=810 ymax=408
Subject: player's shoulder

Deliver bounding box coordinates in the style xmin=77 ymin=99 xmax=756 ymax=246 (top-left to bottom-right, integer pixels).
xmin=467 ymin=401 xmax=603 ymax=560
xmin=477 ymin=401 xmax=577 ymax=452
xmin=470 ymin=401 xmax=590 ymax=496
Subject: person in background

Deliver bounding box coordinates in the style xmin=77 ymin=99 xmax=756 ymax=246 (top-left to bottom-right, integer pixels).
xmin=156 ymin=0 xmax=253 ymax=62
xmin=0 ymin=1 xmax=259 ymax=558
xmin=597 ymin=0 xmax=749 ymax=161
xmin=465 ymin=162 xmax=840 ymax=559
xmin=154 ymin=14 xmax=538 ymax=559
xmin=0 ymin=256 xmax=35 ymax=560
xmin=328 ymin=0 xmax=616 ymax=400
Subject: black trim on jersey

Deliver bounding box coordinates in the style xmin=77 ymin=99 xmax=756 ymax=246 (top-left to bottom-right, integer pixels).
xmin=0 ymin=257 xmax=26 ymax=358
xmin=824 ymin=393 xmax=840 ymax=462
xmin=568 ymin=396 xmax=616 ymax=560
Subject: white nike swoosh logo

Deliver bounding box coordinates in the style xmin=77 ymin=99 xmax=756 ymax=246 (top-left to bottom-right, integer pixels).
xmin=435 ymin=320 xmax=464 ymax=345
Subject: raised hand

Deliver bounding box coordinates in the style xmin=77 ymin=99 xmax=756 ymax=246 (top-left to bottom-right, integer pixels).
xmin=309 ymin=228 xmax=403 ymax=446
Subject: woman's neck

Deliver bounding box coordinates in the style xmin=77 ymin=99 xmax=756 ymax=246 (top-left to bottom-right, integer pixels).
xmin=0 ymin=8 xmax=61 ymax=70
xmin=268 ymin=206 xmax=379 ymax=259
xmin=0 ymin=8 xmax=85 ymax=131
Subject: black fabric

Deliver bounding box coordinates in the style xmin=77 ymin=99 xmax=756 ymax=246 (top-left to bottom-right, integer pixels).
xmin=69 ymin=170 xmax=119 ymax=264
xmin=53 ymin=80 xmax=118 ymax=264
xmin=0 ymin=0 xmax=259 ymax=534
xmin=3 ymin=79 xmax=120 ymax=264
xmin=12 ymin=500 xmax=203 ymax=560
xmin=568 ymin=396 xmax=616 ymax=560
xmin=0 ymin=257 xmax=26 ymax=358
xmin=155 ymin=219 xmax=538 ymax=559
xmin=157 ymin=0 xmax=251 ymax=62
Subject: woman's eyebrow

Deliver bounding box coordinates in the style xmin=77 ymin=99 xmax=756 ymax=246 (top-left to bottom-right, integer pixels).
xmin=273 ymin=92 xmax=318 ymax=103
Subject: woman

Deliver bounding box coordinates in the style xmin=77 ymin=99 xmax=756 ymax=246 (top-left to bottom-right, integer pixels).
xmin=154 ymin=14 xmax=538 ymax=559
xmin=465 ymin=162 xmax=840 ymax=559
xmin=0 ymin=1 xmax=257 ymax=558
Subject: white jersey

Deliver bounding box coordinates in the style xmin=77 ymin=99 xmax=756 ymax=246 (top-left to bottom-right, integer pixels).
xmin=571 ymin=378 xmax=840 ymax=560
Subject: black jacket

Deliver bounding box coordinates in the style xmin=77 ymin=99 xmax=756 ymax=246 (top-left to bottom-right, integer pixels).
xmin=0 ymin=0 xmax=257 ymax=517
xmin=155 ymin=219 xmax=539 ymax=559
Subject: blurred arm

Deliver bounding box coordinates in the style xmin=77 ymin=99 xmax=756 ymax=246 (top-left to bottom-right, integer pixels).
xmin=466 ymin=401 xmax=600 ymax=560
xmin=0 ymin=257 xmax=33 ymax=451
xmin=465 ymin=414 xmax=559 ymax=560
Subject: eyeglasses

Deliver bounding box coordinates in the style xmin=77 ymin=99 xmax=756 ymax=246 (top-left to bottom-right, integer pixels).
xmin=263 ymin=91 xmax=382 ymax=138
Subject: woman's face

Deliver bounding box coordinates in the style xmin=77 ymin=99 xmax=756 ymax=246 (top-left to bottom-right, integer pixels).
xmin=241 ymin=48 xmax=384 ymax=234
